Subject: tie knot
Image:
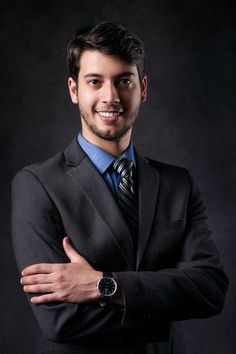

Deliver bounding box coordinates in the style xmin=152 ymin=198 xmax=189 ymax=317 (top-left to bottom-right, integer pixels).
xmin=113 ymin=158 xmax=133 ymax=178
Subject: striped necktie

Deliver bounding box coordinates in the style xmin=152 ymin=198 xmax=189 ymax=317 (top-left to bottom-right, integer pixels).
xmin=113 ymin=158 xmax=139 ymax=251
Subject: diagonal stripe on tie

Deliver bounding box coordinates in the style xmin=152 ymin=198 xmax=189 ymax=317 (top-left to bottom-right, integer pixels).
xmin=113 ymin=158 xmax=139 ymax=253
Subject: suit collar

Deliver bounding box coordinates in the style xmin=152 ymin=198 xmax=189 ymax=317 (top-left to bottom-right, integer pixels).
xmin=64 ymin=137 xmax=86 ymax=167
xmin=135 ymin=150 xmax=160 ymax=269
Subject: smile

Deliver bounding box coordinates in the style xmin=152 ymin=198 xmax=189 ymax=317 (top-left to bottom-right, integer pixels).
xmin=96 ymin=111 xmax=123 ymax=118
xmin=95 ymin=110 xmax=123 ymax=122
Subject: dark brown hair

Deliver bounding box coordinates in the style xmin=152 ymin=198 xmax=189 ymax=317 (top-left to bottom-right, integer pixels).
xmin=67 ymin=22 xmax=145 ymax=82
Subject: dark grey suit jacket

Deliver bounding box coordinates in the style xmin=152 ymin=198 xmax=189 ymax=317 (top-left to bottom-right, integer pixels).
xmin=11 ymin=138 xmax=228 ymax=354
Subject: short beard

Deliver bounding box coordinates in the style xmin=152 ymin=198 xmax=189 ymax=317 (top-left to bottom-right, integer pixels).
xmin=88 ymin=123 xmax=132 ymax=141
xmin=81 ymin=112 xmax=134 ymax=141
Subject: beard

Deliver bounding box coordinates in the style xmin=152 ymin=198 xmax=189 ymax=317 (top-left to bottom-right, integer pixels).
xmin=80 ymin=111 xmax=136 ymax=141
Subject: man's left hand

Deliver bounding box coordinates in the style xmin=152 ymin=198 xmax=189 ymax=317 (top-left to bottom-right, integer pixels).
xmin=21 ymin=237 xmax=102 ymax=304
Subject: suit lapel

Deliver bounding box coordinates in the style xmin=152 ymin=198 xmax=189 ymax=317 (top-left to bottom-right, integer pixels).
xmin=135 ymin=151 xmax=160 ymax=269
xmin=64 ymin=138 xmax=136 ymax=270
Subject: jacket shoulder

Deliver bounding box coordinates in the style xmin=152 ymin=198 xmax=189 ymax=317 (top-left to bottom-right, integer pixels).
xmin=27 ymin=150 xmax=65 ymax=174
xmin=13 ymin=137 xmax=84 ymax=183
xmin=12 ymin=150 xmax=66 ymax=189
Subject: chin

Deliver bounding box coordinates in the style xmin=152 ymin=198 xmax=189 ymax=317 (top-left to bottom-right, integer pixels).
xmin=91 ymin=125 xmax=131 ymax=141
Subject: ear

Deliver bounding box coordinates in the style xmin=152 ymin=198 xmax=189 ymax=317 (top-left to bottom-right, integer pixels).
xmin=141 ymin=75 xmax=148 ymax=103
xmin=68 ymin=77 xmax=78 ymax=104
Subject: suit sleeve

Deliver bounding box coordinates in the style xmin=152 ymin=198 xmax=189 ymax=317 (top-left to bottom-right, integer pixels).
xmin=11 ymin=168 xmax=85 ymax=341
xmin=115 ymin=171 xmax=229 ymax=323
xmin=11 ymin=168 xmax=122 ymax=342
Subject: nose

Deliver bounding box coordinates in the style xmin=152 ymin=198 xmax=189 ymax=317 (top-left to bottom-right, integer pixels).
xmin=101 ymin=82 xmax=120 ymax=104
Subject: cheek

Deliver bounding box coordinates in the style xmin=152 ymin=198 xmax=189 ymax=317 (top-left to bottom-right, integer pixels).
xmin=78 ymin=92 xmax=96 ymax=111
xmin=121 ymin=87 xmax=142 ymax=108
xmin=126 ymin=95 xmax=142 ymax=113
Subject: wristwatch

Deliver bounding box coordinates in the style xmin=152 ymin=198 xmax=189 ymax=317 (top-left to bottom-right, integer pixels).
xmin=97 ymin=272 xmax=118 ymax=299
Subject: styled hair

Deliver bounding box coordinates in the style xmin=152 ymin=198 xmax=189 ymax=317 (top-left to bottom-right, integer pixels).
xmin=67 ymin=22 xmax=145 ymax=82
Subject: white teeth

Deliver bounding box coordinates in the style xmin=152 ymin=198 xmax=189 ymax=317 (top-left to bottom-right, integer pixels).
xmin=97 ymin=111 xmax=121 ymax=118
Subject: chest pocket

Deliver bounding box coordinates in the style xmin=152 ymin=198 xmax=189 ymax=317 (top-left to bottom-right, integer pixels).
xmin=152 ymin=219 xmax=186 ymax=238
xmin=141 ymin=220 xmax=186 ymax=269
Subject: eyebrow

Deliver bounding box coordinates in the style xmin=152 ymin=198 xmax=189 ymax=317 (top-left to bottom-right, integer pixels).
xmin=83 ymin=72 xmax=136 ymax=79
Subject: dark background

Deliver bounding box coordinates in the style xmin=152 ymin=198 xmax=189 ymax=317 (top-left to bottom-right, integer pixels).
xmin=1 ymin=1 xmax=235 ymax=353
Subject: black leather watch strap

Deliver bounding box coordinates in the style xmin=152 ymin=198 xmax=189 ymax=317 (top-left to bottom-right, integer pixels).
xmin=103 ymin=272 xmax=114 ymax=278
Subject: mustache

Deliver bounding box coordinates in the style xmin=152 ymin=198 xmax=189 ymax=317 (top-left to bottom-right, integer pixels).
xmin=94 ymin=105 xmax=124 ymax=112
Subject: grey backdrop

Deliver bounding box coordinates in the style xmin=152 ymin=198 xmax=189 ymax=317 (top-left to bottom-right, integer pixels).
xmin=1 ymin=1 xmax=235 ymax=353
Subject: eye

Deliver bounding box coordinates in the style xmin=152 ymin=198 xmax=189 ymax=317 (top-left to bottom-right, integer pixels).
xmin=118 ymin=78 xmax=133 ymax=88
xmin=88 ymin=79 xmax=101 ymax=87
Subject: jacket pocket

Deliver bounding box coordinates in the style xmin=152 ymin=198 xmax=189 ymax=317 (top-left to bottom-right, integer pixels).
xmin=152 ymin=220 xmax=185 ymax=238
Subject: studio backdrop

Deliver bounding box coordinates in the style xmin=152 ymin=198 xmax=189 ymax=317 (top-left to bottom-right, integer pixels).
xmin=1 ymin=1 xmax=235 ymax=353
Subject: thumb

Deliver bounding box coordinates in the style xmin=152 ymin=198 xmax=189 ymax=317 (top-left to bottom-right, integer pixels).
xmin=63 ymin=237 xmax=81 ymax=263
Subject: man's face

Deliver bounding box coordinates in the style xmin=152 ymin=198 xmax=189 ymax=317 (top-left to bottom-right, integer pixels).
xmin=68 ymin=50 xmax=147 ymax=142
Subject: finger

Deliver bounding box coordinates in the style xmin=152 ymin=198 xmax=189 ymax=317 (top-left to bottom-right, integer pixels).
xmin=63 ymin=237 xmax=82 ymax=263
xmin=31 ymin=293 xmax=59 ymax=304
xmin=21 ymin=274 xmax=52 ymax=286
xmin=23 ymin=283 xmax=54 ymax=294
xmin=22 ymin=263 xmax=53 ymax=276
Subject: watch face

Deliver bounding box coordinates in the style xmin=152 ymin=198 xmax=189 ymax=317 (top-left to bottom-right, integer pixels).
xmin=98 ymin=277 xmax=117 ymax=297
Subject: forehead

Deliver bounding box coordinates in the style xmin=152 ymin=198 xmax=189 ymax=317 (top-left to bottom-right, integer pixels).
xmin=78 ymin=50 xmax=138 ymax=78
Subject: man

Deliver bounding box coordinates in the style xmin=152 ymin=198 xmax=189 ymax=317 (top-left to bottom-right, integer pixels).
xmin=12 ymin=22 xmax=228 ymax=354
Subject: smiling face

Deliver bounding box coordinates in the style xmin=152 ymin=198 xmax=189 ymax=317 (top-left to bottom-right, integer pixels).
xmin=68 ymin=50 xmax=147 ymax=147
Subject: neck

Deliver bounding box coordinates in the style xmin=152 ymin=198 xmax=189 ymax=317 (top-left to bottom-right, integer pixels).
xmin=81 ymin=125 xmax=132 ymax=158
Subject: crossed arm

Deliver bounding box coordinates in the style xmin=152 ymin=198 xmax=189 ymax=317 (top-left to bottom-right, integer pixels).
xmin=21 ymin=236 xmax=124 ymax=306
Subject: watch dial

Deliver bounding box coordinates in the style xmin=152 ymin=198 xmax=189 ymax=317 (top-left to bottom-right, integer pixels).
xmin=98 ymin=277 xmax=117 ymax=297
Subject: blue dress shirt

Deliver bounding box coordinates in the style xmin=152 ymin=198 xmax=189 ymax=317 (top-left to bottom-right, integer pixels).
xmin=77 ymin=132 xmax=136 ymax=199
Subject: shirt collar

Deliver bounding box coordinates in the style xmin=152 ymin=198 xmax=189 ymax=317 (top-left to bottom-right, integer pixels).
xmin=77 ymin=132 xmax=136 ymax=175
